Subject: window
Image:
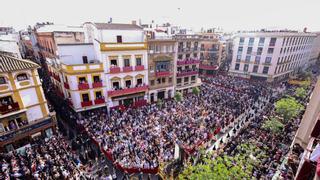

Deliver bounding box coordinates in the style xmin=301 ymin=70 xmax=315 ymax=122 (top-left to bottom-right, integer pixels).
xmin=93 ymin=76 xmax=100 ymax=82
xmin=262 ymin=66 xmax=269 ymax=74
xmin=265 ymin=57 xmax=272 ymax=64
xmin=235 ymin=63 xmax=240 ymax=70
xmin=110 ymin=59 xmax=118 ymax=66
xmin=255 ymin=56 xmax=261 ymax=64
xmin=112 ymin=82 xmax=120 ymax=89
xmin=177 ymin=78 xmax=182 ymax=84
xmin=150 ymin=80 xmax=155 ymax=86
xmin=186 ymin=54 xmax=190 ymax=58
xmin=193 ymin=53 xmax=198 ymax=58
xmin=257 ymin=47 xmax=263 ymax=55
xmin=162 ymin=78 xmax=166 ymax=83
xmin=243 ymin=64 xmax=249 ymax=72
xmin=184 ymin=77 xmax=189 ymax=84
xmin=269 ymin=38 xmax=277 ymax=46
xmin=238 ymin=47 xmax=243 ymax=53
xmin=79 ymin=77 xmax=86 ymax=83
xmin=245 ymin=55 xmax=251 ymax=62
xmin=253 ymin=65 xmax=259 ymax=73
xmin=239 ymin=37 xmax=245 ymax=45
xmin=125 ymin=80 xmax=131 ymax=88
xmin=169 ymin=77 xmax=172 ymax=83
xmin=17 ymin=73 xmax=28 ymax=81
xmin=137 ymin=78 xmax=143 ymax=85
xmin=178 ymin=54 xmax=183 ymax=59
xmin=136 ymin=57 xmax=142 ymax=66
xmin=82 ymin=93 xmax=90 ymax=102
xmin=191 ymin=76 xmax=196 ymax=82
xmin=157 ymin=78 xmax=161 ymax=84
xmin=82 ymin=56 xmax=88 ymax=64
xmin=247 ymin=47 xmax=252 ymax=54
xmin=95 ymin=91 xmax=102 ymax=99
xmin=124 ymin=59 xmax=130 ymax=67
xmin=117 ymin=35 xmax=122 ymax=43
xmin=248 ymin=38 xmax=254 ymax=46
xmin=0 ymin=77 xmax=6 ymax=84
xmin=258 ymin=38 xmax=265 ymax=46
xmin=236 ymin=55 xmax=241 ymax=61
xmin=267 ymin=48 xmax=274 ymax=54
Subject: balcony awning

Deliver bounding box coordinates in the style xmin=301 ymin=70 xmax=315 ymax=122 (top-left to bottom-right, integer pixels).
xmin=112 ymin=92 xmax=145 ymax=101
xmin=317 ymin=158 xmax=320 ymax=177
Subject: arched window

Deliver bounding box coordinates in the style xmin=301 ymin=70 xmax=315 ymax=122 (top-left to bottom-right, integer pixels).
xmin=0 ymin=76 xmax=6 ymax=84
xmin=16 ymin=73 xmax=28 ymax=81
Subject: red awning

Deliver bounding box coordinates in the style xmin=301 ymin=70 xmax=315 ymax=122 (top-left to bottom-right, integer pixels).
xmin=317 ymin=158 xmax=320 ymax=177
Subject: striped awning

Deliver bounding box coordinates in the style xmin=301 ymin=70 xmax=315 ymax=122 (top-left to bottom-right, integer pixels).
xmin=0 ymin=54 xmax=39 ymax=73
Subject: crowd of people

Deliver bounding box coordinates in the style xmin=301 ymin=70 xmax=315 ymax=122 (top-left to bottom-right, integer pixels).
xmin=221 ymin=81 xmax=312 ymax=179
xmin=0 ymin=135 xmax=88 ymax=179
xmin=78 ymin=75 xmax=271 ymax=170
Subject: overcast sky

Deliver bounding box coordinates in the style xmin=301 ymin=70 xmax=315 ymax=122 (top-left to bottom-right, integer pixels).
xmin=1 ymin=0 xmax=320 ymax=32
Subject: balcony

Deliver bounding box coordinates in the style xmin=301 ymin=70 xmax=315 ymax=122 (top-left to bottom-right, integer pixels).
xmin=155 ymin=71 xmax=172 ymax=77
xmin=100 ymin=42 xmax=147 ymax=51
xmin=110 ymin=67 xmax=121 ymax=74
xmin=135 ymin=65 xmax=145 ymax=71
xmin=177 ymin=59 xmax=200 ymax=65
xmin=108 ymin=85 xmax=148 ymax=97
xmin=177 ymin=70 xmax=198 ymax=77
xmin=81 ymin=101 xmax=93 ymax=107
xmin=64 ymin=82 xmax=70 ymax=89
xmin=0 ymin=102 xmax=20 ymax=115
xmin=78 ymin=83 xmax=89 ymax=90
xmin=94 ymin=98 xmax=105 ymax=105
xmin=0 ymin=116 xmax=56 ymax=143
xmin=123 ymin=66 xmax=133 ymax=72
xmin=199 ymin=63 xmax=219 ymax=70
xmin=92 ymin=81 xmax=103 ymax=88
xmin=61 ymin=63 xmax=103 ymax=74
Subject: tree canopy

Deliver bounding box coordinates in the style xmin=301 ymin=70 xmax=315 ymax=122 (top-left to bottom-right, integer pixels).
xmin=262 ymin=117 xmax=284 ymax=134
xmin=175 ymin=92 xmax=183 ymax=102
xmin=275 ymin=97 xmax=304 ymax=122
xmin=295 ymin=87 xmax=307 ymax=99
xmin=192 ymin=87 xmax=200 ymax=96
xmin=179 ymin=143 xmax=263 ymax=180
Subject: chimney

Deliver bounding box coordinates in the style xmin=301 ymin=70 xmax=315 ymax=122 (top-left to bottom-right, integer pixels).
xmin=132 ymin=20 xmax=136 ymax=25
xmin=108 ymin=17 xmax=112 ymax=24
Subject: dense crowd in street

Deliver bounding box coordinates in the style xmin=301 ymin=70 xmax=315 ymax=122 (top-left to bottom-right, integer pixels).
xmin=78 ymin=75 xmax=272 ymax=170
xmin=0 ymin=135 xmax=87 ymax=179
xmin=221 ymin=82 xmax=311 ymax=179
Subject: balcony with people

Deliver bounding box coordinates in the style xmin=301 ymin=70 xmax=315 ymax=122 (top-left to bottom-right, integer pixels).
xmin=92 ymin=76 xmax=103 ymax=88
xmin=177 ymin=58 xmax=200 ymax=65
xmin=78 ymin=77 xmax=89 ymax=90
xmin=294 ymin=119 xmax=320 ymax=180
xmin=0 ymin=96 xmax=20 ymax=115
xmin=94 ymin=91 xmax=105 ymax=105
xmin=80 ymin=93 xmax=93 ymax=108
xmin=108 ymin=79 xmax=148 ymax=97
xmin=177 ymin=66 xmax=199 ymax=77
xmin=155 ymin=61 xmax=172 ymax=77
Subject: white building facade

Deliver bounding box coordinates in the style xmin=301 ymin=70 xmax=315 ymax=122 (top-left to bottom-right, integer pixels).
xmin=84 ymin=23 xmax=149 ymax=109
xmin=229 ymin=31 xmax=316 ymax=82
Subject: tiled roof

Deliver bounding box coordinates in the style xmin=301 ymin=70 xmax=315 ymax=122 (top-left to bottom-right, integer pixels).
xmin=0 ymin=54 xmax=39 ymax=73
xmin=93 ymin=23 xmax=142 ymax=30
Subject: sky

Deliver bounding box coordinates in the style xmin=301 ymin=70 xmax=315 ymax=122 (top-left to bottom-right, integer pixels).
xmin=1 ymin=0 xmax=320 ymax=32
